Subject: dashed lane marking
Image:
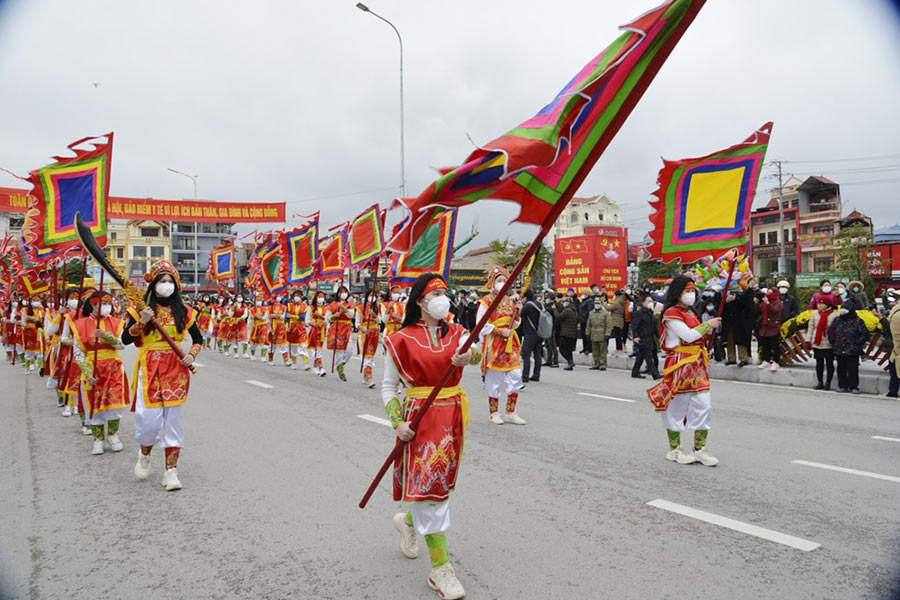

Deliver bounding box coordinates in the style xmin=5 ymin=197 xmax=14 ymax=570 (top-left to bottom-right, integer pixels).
xmin=245 ymin=380 xmax=275 ymax=389
xmin=647 ymin=499 xmax=820 ymax=552
xmin=871 ymin=435 xmax=900 ymax=443
xmin=792 ymin=460 xmax=900 ymax=483
xmin=357 ymin=414 xmax=392 ymax=427
xmin=577 ymin=392 xmax=636 ymax=403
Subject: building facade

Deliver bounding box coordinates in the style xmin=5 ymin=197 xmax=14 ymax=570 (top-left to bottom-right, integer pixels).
xmin=547 ymin=194 xmax=623 ymax=242
xmin=120 ymin=220 xmax=171 ymax=287
xmin=171 ymin=222 xmax=234 ymax=294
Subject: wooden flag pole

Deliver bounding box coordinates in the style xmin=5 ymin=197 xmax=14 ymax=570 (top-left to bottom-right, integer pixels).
xmin=88 ymin=268 xmax=104 ymax=419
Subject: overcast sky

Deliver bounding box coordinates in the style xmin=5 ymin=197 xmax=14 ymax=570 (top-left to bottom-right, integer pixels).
xmin=1 ymin=0 xmax=898 ymax=248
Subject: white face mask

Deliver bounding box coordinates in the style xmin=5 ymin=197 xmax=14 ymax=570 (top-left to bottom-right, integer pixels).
xmin=31 ymin=301 xmax=41 ymax=307
xmin=821 ymin=285 xmax=832 ymax=293
xmin=340 ymin=292 xmax=348 ymax=300
xmin=100 ymin=304 xmax=112 ymax=317
xmin=494 ymin=279 xmax=506 ymax=293
xmin=681 ymin=292 xmax=696 ymax=306
xmin=293 ymin=297 xmax=301 ymax=303
xmin=67 ymin=299 xmax=78 ymax=310
xmin=424 ymin=295 xmax=451 ymax=320
xmin=316 ymin=297 xmax=324 ymax=305
xmin=236 ymin=298 xmax=243 ymax=303
xmin=11 ymin=301 xmax=18 ymax=308
xmin=156 ymin=282 xmax=176 ymax=298
xmin=256 ymin=300 xmax=263 ymax=306
xmin=391 ymin=293 xmax=400 ymax=301
xmin=778 ymin=287 xmax=788 ymax=294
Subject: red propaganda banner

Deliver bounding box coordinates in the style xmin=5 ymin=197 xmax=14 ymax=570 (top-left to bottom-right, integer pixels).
xmin=0 ymin=187 xmax=285 ymax=223
xmin=554 ymin=231 xmax=627 ymax=294
xmin=864 ymin=244 xmax=892 ymax=278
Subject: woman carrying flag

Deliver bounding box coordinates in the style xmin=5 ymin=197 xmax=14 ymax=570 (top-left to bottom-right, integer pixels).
xmin=70 ymin=289 xmax=129 ymax=456
xmin=477 ymin=266 xmax=526 ymax=425
xmin=267 ymin=298 xmax=291 ymax=367
xmin=381 ymin=273 xmax=479 ymax=600
xmin=248 ymin=294 xmax=271 ymax=361
xmin=122 ymin=260 xmax=202 ymax=491
xmin=21 ymin=293 xmax=45 ymax=373
xmin=646 ymin=275 xmax=721 ymax=467
xmin=325 ymin=284 xmax=356 ymax=381
xmin=228 ymin=295 xmax=250 ymax=359
xmin=306 ymin=291 xmax=328 ymax=376
xmin=286 ymin=290 xmax=309 ymax=370
xmin=356 ymin=290 xmax=381 ymax=388
xmin=197 ymin=294 xmax=213 ymax=349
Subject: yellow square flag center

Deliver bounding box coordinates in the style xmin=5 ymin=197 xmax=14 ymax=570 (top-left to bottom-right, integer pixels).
xmin=683 ymin=167 xmax=746 ymax=233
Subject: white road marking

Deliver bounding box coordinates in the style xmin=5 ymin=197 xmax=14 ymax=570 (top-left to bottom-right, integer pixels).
xmin=245 ymin=380 xmax=274 ymax=389
xmin=792 ymin=460 xmax=900 ymax=483
xmin=577 ymin=392 xmax=636 ymax=403
xmin=351 ymin=356 xmax=361 ymax=361
xmin=872 ymin=435 xmax=900 ymax=443
xmin=646 ymin=499 xmax=820 ymax=552
xmin=357 ymin=414 xmax=392 ymax=428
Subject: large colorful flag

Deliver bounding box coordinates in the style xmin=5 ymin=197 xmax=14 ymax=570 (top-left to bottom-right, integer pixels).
xmin=283 ymin=219 xmax=319 ymax=285
xmin=210 ymin=242 xmax=235 ymax=281
xmin=347 ymin=204 xmax=385 ymax=268
xmin=317 ymin=229 xmax=346 ymax=281
xmin=387 ymin=0 xmax=706 ymax=253
xmin=390 ymin=209 xmax=457 ymax=287
xmin=258 ymin=240 xmax=286 ymax=297
xmin=646 ymin=122 xmax=773 ymax=263
xmin=23 ymin=133 xmax=113 ymax=253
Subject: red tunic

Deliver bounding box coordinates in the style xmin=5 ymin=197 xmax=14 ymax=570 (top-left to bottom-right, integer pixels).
xmin=646 ymin=306 xmax=711 ymax=412
xmin=326 ymin=301 xmax=354 ymax=351
xmin=230 ymin=304 xmax=249 ymax=342
xmin=22 ymin=307 xmax=44 ymax=353
xmin=249 ymin=306 xmax=270 ymax=345
xmin=127 ymin=305 xmax=198 ymax=408
xmin=286 ymin=302 xmax=308 ymax=345
xmin=381 ymin=301 xmax=404 ymax=337
xmin=197 ymin=303 xmax=212 ymax=332
xmin=359 ymin=304 xmax=380 ymax=359
xmin=479 ymin=295 xmax=521 ymax=373
xmin=307 ymin=305 xmax=327 ymax=350
xmin=385 ymin=321 xmax=468 ymax=504
xmin=71 ymin=315 xmax=129 ymax=413
xmin=269 ymin=304 xmax=288 ymax=345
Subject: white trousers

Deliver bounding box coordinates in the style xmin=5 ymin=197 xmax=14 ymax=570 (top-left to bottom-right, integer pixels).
xmin=133 ymin=372 xmax=184 ymax=449
xmin=363 ymin=356 xmax=375 ymax=368
xmin=289 ymin=344 xmax=307 ymax=358
xmin=334 ymin=348 xmax=351 ymax=366
xmin=24 ymin=351 xmax=41 ymax=361
xmin=661 ymin=391 xmax=711 ymax=432
xmin=407 ymin=501 xmax=451 ymax=536
xmin=84 ymin=407 xmax=124 ymax=427
xmin=483 ymin=367 xmax=524 ymax=397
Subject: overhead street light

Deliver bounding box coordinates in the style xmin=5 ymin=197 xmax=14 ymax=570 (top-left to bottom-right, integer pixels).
xmin=167 ymin=167 xmax=200 ymax=295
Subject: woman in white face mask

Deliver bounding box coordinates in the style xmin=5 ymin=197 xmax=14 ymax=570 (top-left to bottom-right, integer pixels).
xmin=647 ymin=275 xmax=721 ymax=467
xmin=226 ymin=295 xmax=251 ymax=359
xmin=325 ymin=285 xmax=357 ymax=381
xmin=47 ymin=288 xmax=82 ymax=414
xmin=286 ymin=291 xmax=310 ymax=370
xmin=121 ymin=261 xmax=203 ymax=491
xmin=21 ymin=296 xmax=46 ymax=373
xmin=70 ymin=290 xmax=129 ymax=456
xmin=381 ymin=273 xmax=479 ymax=600
xmin=477 ymin=266 xmax=526 ymax=426
xmin=381 ymin=285 xmax=406 ymax=338
xmin=356 ymin=290 xmax=382 ymax=388
xmin=305 ymin=291 xmax=328 ymax=376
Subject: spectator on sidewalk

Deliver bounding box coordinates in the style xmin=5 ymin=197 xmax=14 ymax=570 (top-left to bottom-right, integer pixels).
xmin=630 ymin=293 xmax=660 ymax=379
xmin=578 ymin=288 xmax=595 ymax=355
xmin=543 ymin=291 xmax=560 ymax=368
xmin=603 ymin=290 xmax=627 ymax=355
xmin=809 ymin=279 xmax=839 ymax=310
xmin=827 ymin=296 xmax=870 ymax=394
xmin=722 ymin=283 xmax=754 ymax=366
xmin=758 ymin=289 xmax=784 ymax=371
xmin=777 ymin=280 xmax=800 ymax=323
xmin=883 ymin=290 xmax=899 ymax=398
xmin=806 ymin=294 xmax=838 ymax=390
xmin=847 ymin=280 xmax=869 ymax=310
xmin=553 ymin=295 xmax=579 ymax=370
xmin=519 ymin=289 xmax=543 ymax=383
xmin=585 ymin=299 xmax=612 ymax=371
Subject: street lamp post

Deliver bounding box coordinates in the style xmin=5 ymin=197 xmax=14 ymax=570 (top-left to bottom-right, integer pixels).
xmin=356 ymin=2 xmax=405 ymax=197
xmin=167 ymin=167 xmax=200 ymax=295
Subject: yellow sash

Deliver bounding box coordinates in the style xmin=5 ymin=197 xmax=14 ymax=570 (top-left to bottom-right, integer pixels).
xmin=86 ymin=349 xmax=120 ymax=362
xmin=405 ymin=385 xmax=469 ymax=456
xmin=663 ymin=345 xmax=708 ymax=376
xmin=130 ymin=340 xmax=180 ymax=399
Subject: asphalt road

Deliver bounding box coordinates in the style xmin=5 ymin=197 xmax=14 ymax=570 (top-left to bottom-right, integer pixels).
xmin=1 ymin=342 xmax=899 ymax=600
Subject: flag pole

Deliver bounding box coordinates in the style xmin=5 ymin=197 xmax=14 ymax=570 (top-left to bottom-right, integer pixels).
xmin=89 ymin=268 xmax=104 ymax=419
xmin=58 ymin=254 xmax=88 ymax=396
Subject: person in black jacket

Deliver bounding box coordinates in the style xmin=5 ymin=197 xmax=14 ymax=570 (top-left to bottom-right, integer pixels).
xmin=543 ymin=291 xmax=560 ymax=367
xmin=630 ymin=292 xmax=660 ymax=379
xmin=519 ymin=289 xmax=543 ymax=382
xmin=776 ymin=280 xmax=800 ymax=323
xmin=722 ymin=282 xmax=755 ymax=366
xmin=578 ymin=290 xmax=594 ymax=354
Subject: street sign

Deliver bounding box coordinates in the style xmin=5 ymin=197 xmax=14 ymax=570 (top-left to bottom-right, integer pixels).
xmin=795 ymin=271 xmax=856 ymax=288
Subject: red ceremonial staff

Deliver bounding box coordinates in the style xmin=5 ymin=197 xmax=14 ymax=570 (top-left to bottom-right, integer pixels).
xmin=88 ymin=268 xmax=104 ymax=419
xmin=57 ymin=254 xmax=88 ymax=387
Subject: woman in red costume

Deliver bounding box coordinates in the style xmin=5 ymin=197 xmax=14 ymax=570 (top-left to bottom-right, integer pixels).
xmin=286 ymin=290 xmax=309 ymax=370
xmin=381 ymin=273 xmax=480 ymax=600
xmin=306 ymin=291 xmax=328 ymax=377
xmin=326 ymin=284 xmax=356 ymax=382
xmin=356 ymin=289 xmax=381 ymax=388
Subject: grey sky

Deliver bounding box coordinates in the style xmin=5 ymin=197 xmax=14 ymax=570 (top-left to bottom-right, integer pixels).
xmin=0 ymin=0 xmax=898 ymax=248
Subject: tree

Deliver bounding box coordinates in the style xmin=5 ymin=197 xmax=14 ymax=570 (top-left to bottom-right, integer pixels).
xmin=832 ymin=224 xmax=880 ymax=282
xmin=637 ymin=259 xmax=683 ymax=286
xmin=487 ymin=238 xmax=552 ymax=289
xmin=65 ymin=259 xmax=85 ymax=284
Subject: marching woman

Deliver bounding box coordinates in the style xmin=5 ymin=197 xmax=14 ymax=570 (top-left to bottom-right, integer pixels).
xmin=382 ymin=273 xmax=480 ymax=600
xmin=267 ymin=298 xmax=291 ymax=367
xmin=59 ymin=288 xmax=97 ymax=433
xmin=380 ymin=285 xmax=405 ymax=340
xmin=228 ymin=295 xmax=250 ymax=359
xmin=4 ymin=296 xmax=24 ymax=364
xmin=325 ymin=284 xmax=356 ymax=382
xmin=356 ymin=290 xmax=381 ymax=388
xmin=122 ymin=261 xmax=202 ymax=491
xmin=306 ymin=291 xmax=328 ymax=377
xmin=197 ymin=294 xmax=213 ymax=349
xmin=212 ymin=296 xmax=227 ymax=353
xmin=248 ymin=295 xmax=271 ymax=361
xmin=477 ymin=267 xmax=526 ymax=425
xmin=286 ymin=290 xmax=309 ymax=370
xmin=47 ymin=288 xmax=80 ymax=411
xmin=646 ymin=275 xmax=721 ymax=466
xmin=21 ymin=294 xmax=45 ymax=373
xmin=70 ymin=290 xmax=129 ymax=455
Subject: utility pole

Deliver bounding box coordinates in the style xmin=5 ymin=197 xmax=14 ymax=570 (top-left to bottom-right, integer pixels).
xmin=774 ymin=159 xmax=786 ymax=275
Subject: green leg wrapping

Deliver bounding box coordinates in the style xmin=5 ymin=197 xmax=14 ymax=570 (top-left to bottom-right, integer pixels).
xmin=91 ymin=425 xmax=104 ymax=441
xmin=694 ymin=429 xmax=708 ymax=451
xmin=667 ymin=430 xmax=680 ymax=451
xmin=424 ymin=533 xmax=449 ymax=568
xmin=405 ymin=511 xmax=413 ymax=527
xmin=107 ymin=419 xmax=120 ymax=436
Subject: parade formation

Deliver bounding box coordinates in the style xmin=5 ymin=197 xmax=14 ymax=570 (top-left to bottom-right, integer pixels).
xmin=2 ymin=0 xmax=900 ymax=598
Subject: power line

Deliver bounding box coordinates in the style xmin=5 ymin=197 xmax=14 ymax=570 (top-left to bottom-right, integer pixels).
xmin=784 ymin=152 xmax=900 ymax=164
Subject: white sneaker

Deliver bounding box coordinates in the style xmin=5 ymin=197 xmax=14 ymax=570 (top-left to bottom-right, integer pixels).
xmin=503 ymin=412 xmax=527 ymax=425
xmin=81 ymin=426 xmax=92 ymax=436
xmin=243 ymin=352 xmax=250 ymax=359
xmin=427 ymin=562 xmax=465 ymax=600
xmin=61 ymin=405 xmax=72 ymax=417
xmin=134 ymin=450 xmax=151 ymax=479
xmin=224 ymin=350 xmax=231 ymax=357
xmin=162 ymin=468 xmax=182 ymax=491
xmin=249 ymin=354 xmax=255 ymax=361
xmin=291 ymin=362 xmax=298 ymax=370
xmin=769 ymin=363 xmax=779 ymax=372
xmin=46 ymin=377 xmax=55 ymax=389
xmin=91 ymin=440 xmax=104 ymax=455
xmin=367 ymin=379 xmax=377 ymax=389
xmin=692 ymin=447 xmax=719 ymax=467
xmin=758 ymin=361 xmax=771 ymax=369
xmin=29 ymin=363 xmax=35 ymax=372
xmin=392 ymin=512 xmax=419 ymax=559
xmin=106 ymin=434 xmax=123 ymax=452
xmin=284 ymin=362 xmax=291 ymax=368
xmin=665 ymin=448 xmax=696 ymax=464
xmin=489 ymin=412 xmax=504 ymax=425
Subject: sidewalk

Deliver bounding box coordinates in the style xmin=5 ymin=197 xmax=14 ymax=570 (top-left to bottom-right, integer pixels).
xmin=572 ymin=346 xmax=897 ymax=397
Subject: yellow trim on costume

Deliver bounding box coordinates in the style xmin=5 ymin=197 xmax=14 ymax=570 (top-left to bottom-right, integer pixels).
xmin=662 ymin=345 xmax=708 ymax=376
